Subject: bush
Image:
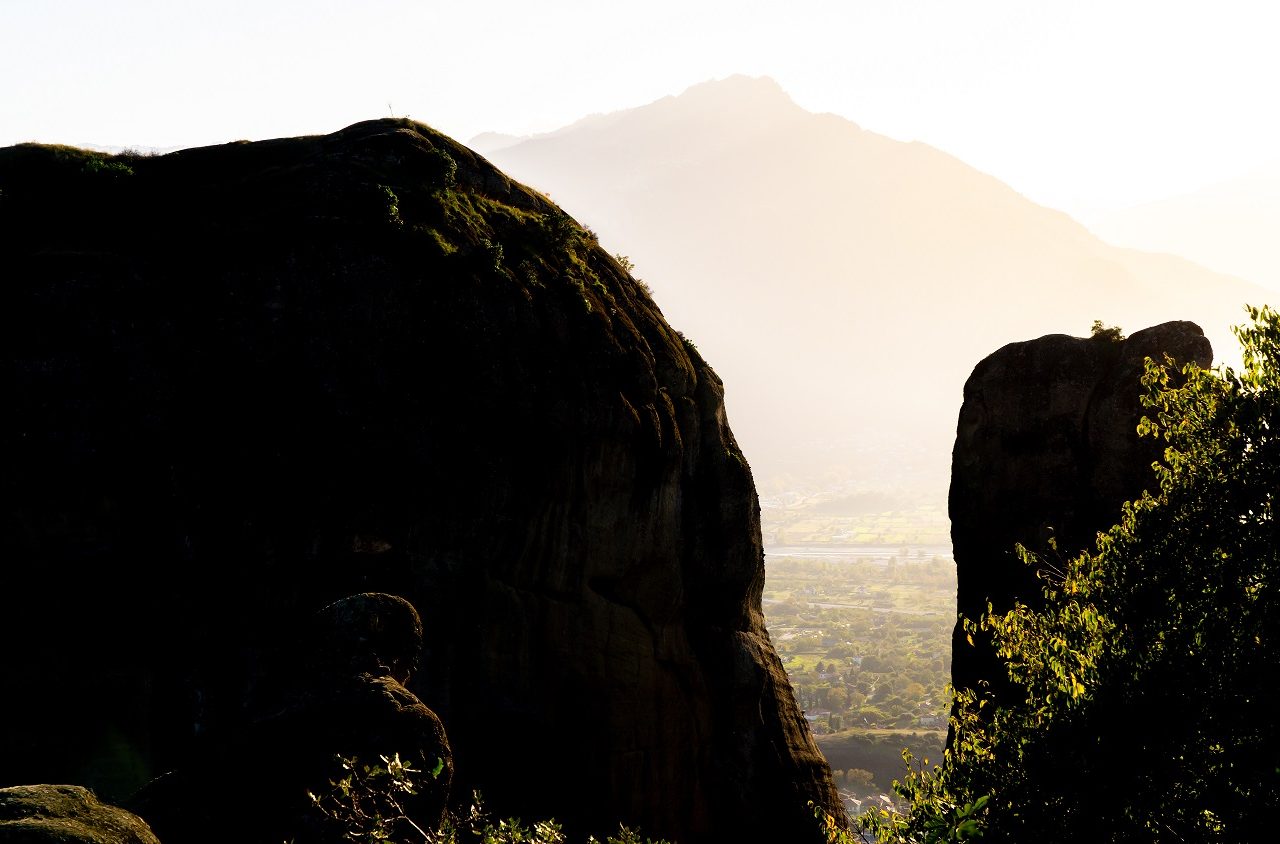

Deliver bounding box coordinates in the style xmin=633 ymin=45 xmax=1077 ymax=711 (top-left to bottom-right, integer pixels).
xmin=861 ymin=306 xmax=1280 ymax=842
xmin=1089 ymin=319 xmax=1124 ymax=342
xmin=301 ymin=753 xmax=670 ymax=844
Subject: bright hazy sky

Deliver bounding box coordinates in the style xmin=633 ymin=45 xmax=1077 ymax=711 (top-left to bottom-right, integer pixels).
xmin=4 ymin=0 xmax=1279 ymax=217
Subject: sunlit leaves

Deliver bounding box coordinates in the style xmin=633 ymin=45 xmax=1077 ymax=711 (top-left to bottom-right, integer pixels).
xmin=858 ymin=306 xmax=1280 ymax=842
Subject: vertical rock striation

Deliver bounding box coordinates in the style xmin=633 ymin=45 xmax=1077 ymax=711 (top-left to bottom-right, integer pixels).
xmin=949 ymin=321 xmax=1213 ymax=701
xmin=0 ymin=120 xmax=842 ymax=842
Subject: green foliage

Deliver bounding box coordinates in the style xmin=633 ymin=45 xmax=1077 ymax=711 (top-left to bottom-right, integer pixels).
xmin=443 ymin=804 xmax=667 ymax=844
xmin=534 ymin=208 xmax=612 ymax=310
xmin=425 ymin=148 xmax=458 ymax=189
xmin=481 ymin=238 xmax=505 ymax=271
xmin=836 ymin=767 xmax=878 ymax=794
xmin=82 ymin=157 xmax=135 ymax=178
xmin=869 ymin=305 xmax=1280 ymax=842
xmin=1089 ymin=319 xmax=1124 ymax=342
xmin=851 ymin=692 xmax=993 ymax=843
xmin=302 ymin=753 xmax=669 ymax=844
xmin=449 ymin=814 xmax=565 ymax=844
xmin=378 ymin=185 xmax=403 ymax=226
xmin=306 ymin=753 xmax=437 ymax=843
xmin=543 ymin=209 xmax=583 ymax=250
xmin=586 ymin=830 xmax=667 ymax=844
xmin=613 ymin=253 xmax=654 ymax=297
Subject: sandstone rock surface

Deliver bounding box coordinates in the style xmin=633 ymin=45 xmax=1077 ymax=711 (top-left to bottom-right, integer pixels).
xmin=0 ymin=120 xmax=842 ymax=842
xmin=949 ymin=321 xmax=1213 ymax=699
xmin=0 ymin=786 xmax=159 ymax=844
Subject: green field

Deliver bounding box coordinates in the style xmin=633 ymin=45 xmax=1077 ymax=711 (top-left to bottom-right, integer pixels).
xmin=764 ymin=551 xmax=955 ymax=802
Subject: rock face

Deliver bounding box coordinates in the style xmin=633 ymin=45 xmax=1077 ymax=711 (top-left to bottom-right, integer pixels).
xmin=0 ymin=785 xmax=160 ymax=844
xmin=130 ymin=593 xmax=454 ymax=844
xmin=949 ymin=322 xmax=1213 ymax=699
xmin=0 ymin=120 xmax=843 ymax=842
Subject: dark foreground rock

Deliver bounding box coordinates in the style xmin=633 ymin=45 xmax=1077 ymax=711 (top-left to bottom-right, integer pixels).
xmin=949 ymin=321 xmax=1213 ymax=700
xmin=0 ymin=786 xmax=159 ymax=844
xmin=131 ymin=593 xmax=453 ymax=844
xmin=0 ymin=119 xmax=842 ymax=842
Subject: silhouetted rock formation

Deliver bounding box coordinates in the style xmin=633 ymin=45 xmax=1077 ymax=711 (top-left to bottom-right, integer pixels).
xmin=0 ymin=785 xmax=160 ymax=844
xmin=0 ymin=119 xmax=843 ymax=842
xmin=949 ymin=321 xmax=1213 ymax=701
xmin=131 ymin=593 xmax=453 ymax=844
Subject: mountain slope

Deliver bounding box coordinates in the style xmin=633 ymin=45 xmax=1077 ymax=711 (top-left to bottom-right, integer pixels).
xmin=1086 ymin=160 xmax=1280 ymax=293
xmin=478 ymin=76 xmax=1265 ymax=499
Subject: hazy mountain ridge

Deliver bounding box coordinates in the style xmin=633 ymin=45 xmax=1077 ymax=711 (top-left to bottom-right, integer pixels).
xmin=1087 ymin=159 xmax=1280 ymax=293
xmin=477 ymin=75 xmax=1266 ymax=501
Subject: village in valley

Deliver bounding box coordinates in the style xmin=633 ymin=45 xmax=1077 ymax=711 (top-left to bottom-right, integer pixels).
xmin=761 ymin=494 xmax=956 ymax=809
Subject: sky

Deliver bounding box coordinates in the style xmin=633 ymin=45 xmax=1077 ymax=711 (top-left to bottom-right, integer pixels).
xmin=4 ymin=1 xmax=1280 ymax=219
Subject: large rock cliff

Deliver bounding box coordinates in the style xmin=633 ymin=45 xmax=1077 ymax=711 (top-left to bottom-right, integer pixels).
xmin=0 ymin=120 xmax=843 ymax=842
xmin=949 ymin=322 xmax=1213 ymax=699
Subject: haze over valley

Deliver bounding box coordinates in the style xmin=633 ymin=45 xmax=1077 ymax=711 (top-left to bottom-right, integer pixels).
xmin=477 ymin=76 xmax=1268 ymax=536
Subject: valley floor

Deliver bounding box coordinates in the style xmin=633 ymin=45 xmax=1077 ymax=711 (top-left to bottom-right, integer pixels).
xmin=762 ymin=521 xmax=955 ymax=809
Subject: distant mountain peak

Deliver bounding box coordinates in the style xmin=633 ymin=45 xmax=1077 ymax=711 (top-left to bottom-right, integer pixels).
xmin=472 ymin=74 xmax=806 ymax=154
xmin=564 ymin=73 xmax=808 ymax=144
xmin=677 ymin=74 xmax=791 ymax=100
xmin=657 ymin=74 xmax=801 ymax=117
